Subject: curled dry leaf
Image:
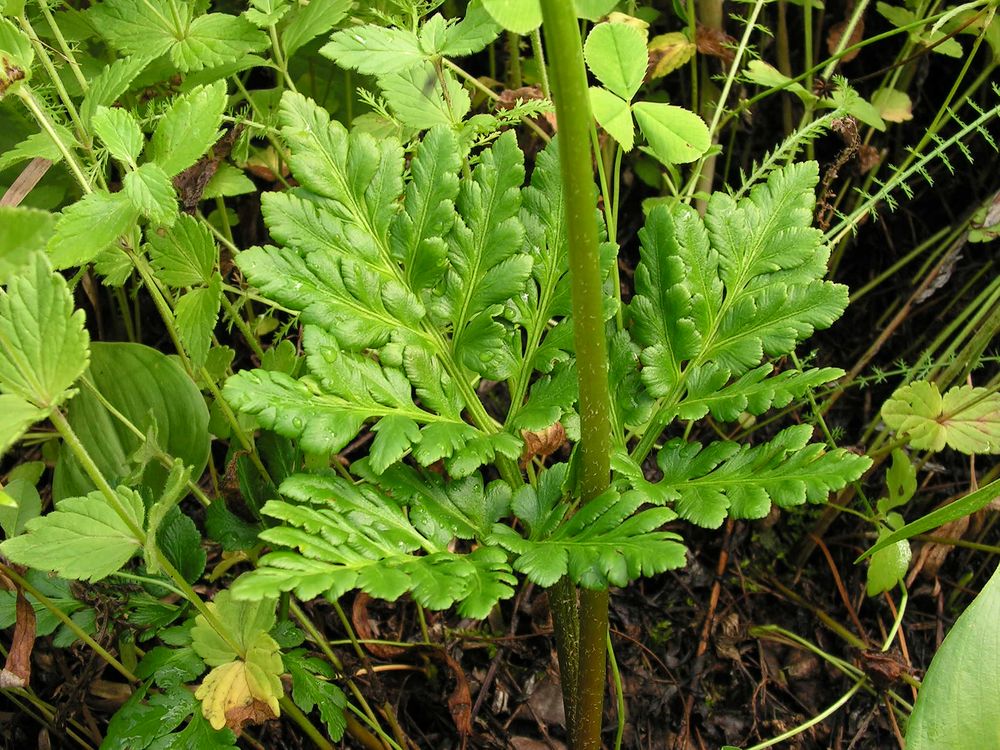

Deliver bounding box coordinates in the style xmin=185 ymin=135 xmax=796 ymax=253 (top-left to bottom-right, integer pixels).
xmin=520 ymin=421 xmax=567 ymax=467
xmin=827 ymin=16 xmax=866 ymax=63
xmin=0 ymin=582 xmax=34 ymax=688
xmin=429 ymin=649 xmax=473 ymax=739
xmin=695 ymin=25 xmax=736 ymax=67
xmin=351 ymin=592 xmax=407 ymax=659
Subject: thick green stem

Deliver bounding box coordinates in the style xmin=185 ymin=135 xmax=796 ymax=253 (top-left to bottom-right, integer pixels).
xmin=538 ymin=3 xmax=613 ymax=748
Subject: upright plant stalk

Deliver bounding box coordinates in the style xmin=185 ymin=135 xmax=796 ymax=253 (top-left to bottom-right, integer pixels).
xmin=538 ymin=4 xmax=613 ymax=749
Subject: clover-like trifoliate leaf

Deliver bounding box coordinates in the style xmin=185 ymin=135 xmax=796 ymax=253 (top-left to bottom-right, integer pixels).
xmin=584 ymin=21 xmax=648 ymax=101
xmin=882 ymin=380 xmax=1000 ymax=453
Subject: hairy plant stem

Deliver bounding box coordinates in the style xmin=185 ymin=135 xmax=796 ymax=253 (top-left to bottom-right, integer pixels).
xmin=539 ymin=3 xmax=613 ymax=748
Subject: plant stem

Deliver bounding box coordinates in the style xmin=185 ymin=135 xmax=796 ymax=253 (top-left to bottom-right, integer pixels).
xmin=538 ymin=3 xmax=613 ymax=748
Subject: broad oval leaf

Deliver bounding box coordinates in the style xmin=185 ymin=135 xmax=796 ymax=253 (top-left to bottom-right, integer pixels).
xmin=905 ymin=563 xmax=1000 ymax=749
xmin=482 ymin=0 xmax=542 ymax=34
xmin=584 ymin=21 xmax=648 ymax=101
xmin=590 ymin=86 xmax=635 ymax=151
xmin=633 ymin=102 xmax=711 ymax=165
xmin=53 ymin=342 xmax=210 ymax=501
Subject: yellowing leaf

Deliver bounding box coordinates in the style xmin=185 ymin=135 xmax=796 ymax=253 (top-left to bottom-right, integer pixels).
xmin=647 ymin=32 xmax=696 ymax=79
xmin=195 ymin=633 xmax=282 ymax=731
xmin=871 ymin=87 xmax=913 ymax=122
xmin=882 ymin=381 xmax=1000 ymax=453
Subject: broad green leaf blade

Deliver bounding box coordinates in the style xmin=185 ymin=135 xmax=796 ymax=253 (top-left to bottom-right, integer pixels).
xmin=150 ymin=82 xmax=228 ymax=177
xmin=860 ymin=477 xmax=1000 ymax=561
xmin=882 ymin=381 xmax=1000 ymax=453
xmin=320 ymin=25 xmax=424 ymax=76
xmin=91 ymin=0 xmax=266 ymax=73
xmin=440 ymin=0 xmax=502 ymax=56
xmin=175 ymin=275 xmax=222 ymax=369
xmin=281 ymin=0 xmax=352 ymax=58
xmin=0 ymin=253 xmax=89 ymax=409
xmin=0 ymin=394 xmax=46 ymax=457
xmin=47 ymin=190 xmax=139 ymax=269
xmin=380 ymin=63 xmax=470 ymax=129
xmin=123 ymin=163 xmax=178 ymax=226
xmin=147 ymin=214 xmax=218 ymax=287
xmin=633 ymin=102 xmax=711 ymax=165
xmin=91 ymin=106 xmax=143 ymax=166
xmin=53 ymin=342 xmax=210 ymax=502
xmin=584 ymin=21 xmax=648 ymax=101
xmin=482 ymin=0 xmax=542 ymax=34
xmin=0 ymin=206 xmax=56 ymax=284
xmin=589 ymin=87 xmax=635 ymax=151
xmin=169 ymin=13 xmax=267 ymax=72
xmin=575 ymin=0 xmax=619 ymax=19
xmin=905 ymin=563 xmax=1000 ymax=750
xmin=79 ymin=56 xmax=150 ymax=128
xmin=0 ymin=475 xmax=42 ymax=537
xmin=0 ymin=488 xmax=144 ymax=581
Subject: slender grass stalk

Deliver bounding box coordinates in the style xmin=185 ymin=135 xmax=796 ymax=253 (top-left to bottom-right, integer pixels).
xmin=538 ymin=3 xmax=613 ymax=748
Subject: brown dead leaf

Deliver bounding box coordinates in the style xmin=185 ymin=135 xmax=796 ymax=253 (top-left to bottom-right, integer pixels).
xmin=856 ymin=145 xmax=882 ymax=174
xmin=913 ymin=514 xmax=969 ymax=579
xmin=827 ymin=17 xmax=866 ymax=63
xmin=0 ymin=584 xmax=34 ymax=689
xmin=695 ymin=25 xmax=737 ymax=67
xmin=859 ymin=649 xmax=911 ymax=689
xmin=351 ymin=592 xmax=407 ymax=659
xmin=225 ymin=699 xmax=278 ymax=733
xmin=174 ymin=124 xmax=246 ymax=213
xmin=520 ymin=422 xmax=567 ymax=467
xmin=428 ymin=650 xmax=473 ymax=739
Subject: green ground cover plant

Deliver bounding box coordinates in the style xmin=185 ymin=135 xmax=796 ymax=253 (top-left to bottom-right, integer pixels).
xmin=0 ymin=1 xmax=998 ymax=749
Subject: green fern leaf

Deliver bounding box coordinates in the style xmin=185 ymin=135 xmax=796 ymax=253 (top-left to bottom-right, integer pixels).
xmin=652 ymin=425 xmax=871 ymax=528
xmin=230 ymin=476 xmax=516 ymax=618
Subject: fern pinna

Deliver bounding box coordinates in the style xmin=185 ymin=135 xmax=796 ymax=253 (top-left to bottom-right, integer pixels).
xmin=223 ymin=92 xmax=870 ymax=614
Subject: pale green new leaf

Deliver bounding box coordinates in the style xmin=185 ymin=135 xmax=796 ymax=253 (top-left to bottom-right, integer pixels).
xmin=0 ymin=253 xmax=89 ymax=409
xmin=92 ymin=105 xmax=143 ymax=166
xmin=866 ymin=528 xmax=911 ymax=596
xmin=481 ymin=0 xmax=542 ymax=34
xmin=905 ymin=563 xmax=1000 ymax=750
xmin=48 ymin=190 xmax=138 ymax=269
xmin=651 ymin=425 xmax=872 ymax=528
xmin=150 ymin=82 xmax=228 ymax=177
xmin=0 ymin=488 xmax=144 ymax=581
xmin=191 ymin=590 xmax=276 ymax=666
xmin=123 ymin=163 xmax=178 ymax=226
xmin=169 ymin=13 xmax=267 ymax=71
xmin=320 ymin=25 xmax=424 ymax=75
xmin=175 ymin=274 xmax=222 ymax=369
xmin=147 ymin=214 xmax=218 ymax=287
xmin=584 ymin=21 xmax=648 ymax=101
xmin=882 ymin=381 xmax=1000 ymax=453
